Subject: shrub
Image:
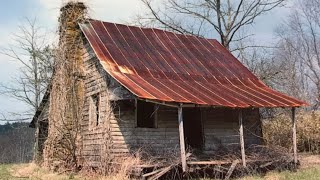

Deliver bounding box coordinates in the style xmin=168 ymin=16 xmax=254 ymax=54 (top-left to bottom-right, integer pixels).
xmin=263 ymin=111 xmax=320 ymax=153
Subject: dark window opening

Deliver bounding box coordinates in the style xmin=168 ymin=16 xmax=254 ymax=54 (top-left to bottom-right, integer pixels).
xmin=136 ymin=100 xmax=157 ymax=128
xmin=110 ymin=100 xmax=135 ymax=119
xmin=91 ymin=94 xmax=100 ymax=126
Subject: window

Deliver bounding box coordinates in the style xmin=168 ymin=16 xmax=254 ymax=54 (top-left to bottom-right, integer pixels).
xmin=136 ymin=100 xmax=157 ymax=128
xmin=90 ymin=93 xmax=101 ymax=127
xmin=111 ymin=100 xmax=135 ymax=120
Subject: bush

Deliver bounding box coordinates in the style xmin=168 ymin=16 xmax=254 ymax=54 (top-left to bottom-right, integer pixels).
xmin=263 ymin=111 xmax=320 ymax=153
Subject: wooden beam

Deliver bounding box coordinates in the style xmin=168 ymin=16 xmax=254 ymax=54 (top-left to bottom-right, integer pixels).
xmin=154 ymin=104 xmax=159 ymax=128
xmin=225 ymin=160 xmax=240 ymax=180
xmin=188 ymin=159 xmax=272 ymax=165
xmin=178 ymin=105 xmax=187 ymax=172
xmin=188 ymin=160 xmax=232 ymax=165
xmin=140 ymin=98 xmax=179 ymax=108
xmin=134 ymin=98 xmax=138 ymax=128
xmin=138 ymin=98 xmax=220 ymax=108
xmin=239 ymin=109 xmax=246 ymax=167
xmin=292 ymin=107 xmax=298 ymax=164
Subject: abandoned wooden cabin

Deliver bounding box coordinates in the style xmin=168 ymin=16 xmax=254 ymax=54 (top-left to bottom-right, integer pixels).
xmin=30 ymin=2 xmax=307 ymax=172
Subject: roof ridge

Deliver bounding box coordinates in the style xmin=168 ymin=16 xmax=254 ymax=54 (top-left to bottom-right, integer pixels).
xmin=83 ymin=18 xmax=219 ymax=41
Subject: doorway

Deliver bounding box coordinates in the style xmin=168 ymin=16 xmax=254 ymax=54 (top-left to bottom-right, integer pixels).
xmin=183 ymin=108 xmax=204 ymax=151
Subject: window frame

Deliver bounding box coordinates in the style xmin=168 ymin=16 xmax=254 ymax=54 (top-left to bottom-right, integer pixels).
xmin=135 ymin=99 xmax=158 ymax=128
xmin=89 ymin=93 xmax=101 ymax=129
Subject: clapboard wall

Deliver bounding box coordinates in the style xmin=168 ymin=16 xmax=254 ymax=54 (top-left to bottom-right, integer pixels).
xmin=81 ymin=41 xmax=134 ymax=166
xmin=203 ymin=108 xmax=262 ymax=153
xmin=110 ymin=104 xmax=180 ymax=156
xmin=109 ymin=106 xmax=262 ymax=156
xmin=33 ymin=103 xmax=49 ymax=162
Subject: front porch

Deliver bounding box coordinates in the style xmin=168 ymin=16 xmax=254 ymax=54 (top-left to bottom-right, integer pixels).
xmin=137 ymin=99 xmax=299 ymax=178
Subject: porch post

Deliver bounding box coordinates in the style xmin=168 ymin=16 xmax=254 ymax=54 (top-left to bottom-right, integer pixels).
xmin=178 ymin=105 xmax=187 ymax=172
xmin=239 ymin=109 xmax=246 ymax=167
xmin=291 ymin=107 xmax=298 ymax=164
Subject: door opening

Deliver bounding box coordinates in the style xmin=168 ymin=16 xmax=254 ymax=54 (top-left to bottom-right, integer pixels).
xmin=183 ymin=108 xmax=204 ymax=151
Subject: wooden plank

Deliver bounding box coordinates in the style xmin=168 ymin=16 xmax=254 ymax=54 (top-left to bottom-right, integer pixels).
xmin=188 ymin=160 xmax=232 ymax=165
xmin=110 ymin=131 xmax=179 ymax=136
xmin=110 ymin=149 xmax=130 ymax=153
xmin=110 ymin=123 xmax=134 ymax=128
xmin=112 ymin=145 xmax=129 ymax=149
xmin=292 ymin=107 xmax=298 ymax=164
xmin=111 ymin=135 xmax=179 ymax=141
xmin=154 ymin=104 xmax=159 ymax=128
xmin=142 ymin=167 xmax=167 ymax=178
xmin=135 ymin=98 xmax=138 ymax=127
xmin=149 ymin=166 xmax=172 ymax=180
xmin=110 ymin=127 xmax=179 ymax=133
xmin=239 ymin=110 xmax=246 ymax=167
xmin=139 ymin=98 xmax=179 ymax=108
xmin=225 ymin=160 xmax=239 ymax=180
xmin=178 ymin=106 xmax=187 ymax=172
xmin=188 ymin=159 xmax=271 ymax=166
xmin=110 ymin=119 xmax=135 ymax=125
xmin=112 ymin=139 xmax=178 ymax=145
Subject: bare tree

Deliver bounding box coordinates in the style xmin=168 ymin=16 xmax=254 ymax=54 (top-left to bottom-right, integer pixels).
xmin=275 ymin=0 xmax=320 ymax=109
xmin=137 ymin=0 xmax=285 ymax=50
xmin=237 ymin=43 xmax=284 ymax=87
xmin=0 ymin=18 xmax=54 ymax=120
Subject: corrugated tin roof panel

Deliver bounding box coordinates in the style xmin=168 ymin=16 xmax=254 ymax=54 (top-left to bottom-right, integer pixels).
xmin=80 ymin=19 xmax=307 ymax=108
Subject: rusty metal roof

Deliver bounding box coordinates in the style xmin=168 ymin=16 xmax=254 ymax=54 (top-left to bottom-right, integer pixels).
xmin=79 ymin=19 xmax=307 ymax=108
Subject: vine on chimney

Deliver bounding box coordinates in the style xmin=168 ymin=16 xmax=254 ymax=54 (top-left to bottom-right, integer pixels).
xmin=43 ymin=1 xmax=87 ymax=172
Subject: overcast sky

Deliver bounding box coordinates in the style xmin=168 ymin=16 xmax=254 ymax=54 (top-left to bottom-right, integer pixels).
xmin=0 ymin=0 xmax=292 ymax=123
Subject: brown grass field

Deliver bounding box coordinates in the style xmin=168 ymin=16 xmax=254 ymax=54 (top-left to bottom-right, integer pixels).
xmin=1 ymin=154 xmax=320 ymax=180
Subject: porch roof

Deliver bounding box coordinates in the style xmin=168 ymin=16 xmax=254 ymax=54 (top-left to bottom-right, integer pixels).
xmin=80 ymin=19 xmax=307 ymax=108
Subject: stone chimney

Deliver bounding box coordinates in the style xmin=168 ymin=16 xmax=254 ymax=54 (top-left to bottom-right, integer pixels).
xmin=44 ymin=1 xmax=87 ymax=170
xmin=59 ymin=2 xmax=87 ymax=45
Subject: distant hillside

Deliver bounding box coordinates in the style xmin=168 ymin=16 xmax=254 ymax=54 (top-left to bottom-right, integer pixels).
xmin=0 ymin=122 xmax=35 ymax=163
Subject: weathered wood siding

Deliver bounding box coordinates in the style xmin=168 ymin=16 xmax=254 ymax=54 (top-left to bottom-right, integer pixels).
xmin=111 ymin=107 xmax=262 ymax=156
xmin=110 ymin=105 xmax=180 ymax=156
xmin=34 ymin=103 xmax=49 ymax=162
xmin=81 ymin=41 xmax=133 ymax=166
xmin=203 ymin=108 xmax=262 ymax=153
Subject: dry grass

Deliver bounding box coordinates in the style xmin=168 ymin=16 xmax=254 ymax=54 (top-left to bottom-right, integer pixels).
xmin=93 ymin=154 xmax=144 ymax=180
xmin=263 ymin=111 xmax=320 ymax=153
xmin=2 ymin=154 xmax=320 ymax=180
xmin=2 ymin=152 xmax=147 ymax=180
xmin=299 ymin=153 xmax=320 ymax=169
xmin=6 ymin=161 xmax=138 ymax=180
xmin=1 ymin=161 xmax=147 ymax=180
xmin=237 ymin=153 xmax=320 ymax=180
xmin=238 ymin=165 xmax=320 ymax=180
xmin=8 ymin=163 xmax=79 ymax=180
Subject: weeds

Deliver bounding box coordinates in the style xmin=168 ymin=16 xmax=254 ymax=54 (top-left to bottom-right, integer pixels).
xmin=263 ymin=111 xmax=320 ymax=153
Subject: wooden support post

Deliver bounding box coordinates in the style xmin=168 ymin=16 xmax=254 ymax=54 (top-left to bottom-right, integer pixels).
xmin=178 ymin=105 xmax=187 ymax=172
xmin=239 ymin=109 xmax=246 ymax=167
xmin=292 ymin=107 xmax=298 ymax=164
xmin=134 ymin=98 xmax=138 ymax=128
